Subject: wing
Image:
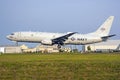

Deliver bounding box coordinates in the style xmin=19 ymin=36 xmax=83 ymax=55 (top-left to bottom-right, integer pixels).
xmin=52 ymin=32 xmax=77 ymax=45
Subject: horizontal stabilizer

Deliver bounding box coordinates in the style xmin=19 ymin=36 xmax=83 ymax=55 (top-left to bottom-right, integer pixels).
xmin=101 ymin=34 xmax=116 ymax=41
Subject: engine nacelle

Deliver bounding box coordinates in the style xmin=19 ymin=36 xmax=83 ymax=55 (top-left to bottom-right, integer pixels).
xmin=41 ymin=39 xmax=53 ymax=45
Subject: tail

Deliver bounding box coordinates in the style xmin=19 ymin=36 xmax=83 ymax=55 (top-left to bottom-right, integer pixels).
xmin=92 ymin=16 xmax=114 ymax=36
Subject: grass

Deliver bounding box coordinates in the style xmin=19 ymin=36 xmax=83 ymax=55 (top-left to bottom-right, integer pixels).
xmin=0 ymin=53 xmax=120 ymax=80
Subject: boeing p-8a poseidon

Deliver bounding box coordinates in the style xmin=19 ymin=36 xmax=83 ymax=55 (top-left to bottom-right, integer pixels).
xmin=7 ymin=16 xmax=115 ymax=48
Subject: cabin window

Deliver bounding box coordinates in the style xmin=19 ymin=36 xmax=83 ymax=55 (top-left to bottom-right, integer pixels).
xmin=11 ymin=33 xmax=14 ymax=35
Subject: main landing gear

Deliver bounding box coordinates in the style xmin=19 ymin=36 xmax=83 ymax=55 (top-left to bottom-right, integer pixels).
xmin=57 ymin=44 xmax=62 ymax=49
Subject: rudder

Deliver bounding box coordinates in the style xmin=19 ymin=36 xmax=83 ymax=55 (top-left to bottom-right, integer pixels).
xmin=93 ymin=16 xmax=114 ymax=36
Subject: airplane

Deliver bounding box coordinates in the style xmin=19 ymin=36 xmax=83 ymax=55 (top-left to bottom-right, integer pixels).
xmin=7 ymin=16 xmax=115 ymax=48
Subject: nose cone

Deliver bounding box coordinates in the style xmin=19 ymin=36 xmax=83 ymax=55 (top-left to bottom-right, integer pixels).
xmin=6 ymin=35 xmax=12 ymax=40
xmin=6 ymin=35 xmax=10 ymax=39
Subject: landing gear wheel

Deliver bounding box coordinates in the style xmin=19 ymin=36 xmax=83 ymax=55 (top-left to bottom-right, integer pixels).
xmin=57 ymin=44 xmax=61 ymax=49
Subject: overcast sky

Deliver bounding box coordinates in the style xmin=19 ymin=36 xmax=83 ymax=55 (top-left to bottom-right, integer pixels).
xmin=0 ymin=0 xmax=120 ymax=46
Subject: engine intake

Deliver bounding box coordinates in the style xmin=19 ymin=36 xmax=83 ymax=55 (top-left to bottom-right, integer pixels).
xmin=41 ymin=39 xmax=53 ymax=45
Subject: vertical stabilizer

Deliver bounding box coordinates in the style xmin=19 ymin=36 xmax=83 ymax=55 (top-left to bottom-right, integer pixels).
xmin=93 ymin=16 xmax=114 ymax=36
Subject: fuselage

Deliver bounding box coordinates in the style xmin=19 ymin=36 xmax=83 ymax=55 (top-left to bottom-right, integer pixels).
xmin=6 ymin=16 xmax=114 ymax=46
xmin=7 ymin=32 xmax=102 ymax=45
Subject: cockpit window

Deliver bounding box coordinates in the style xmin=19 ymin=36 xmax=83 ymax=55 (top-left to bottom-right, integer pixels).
xmin=11 ymin=33 xmax=14 ymax=35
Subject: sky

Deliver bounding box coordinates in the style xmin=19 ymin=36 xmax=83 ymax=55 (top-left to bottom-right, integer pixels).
xmin=0 ymin=0 xmax=120 ymax=47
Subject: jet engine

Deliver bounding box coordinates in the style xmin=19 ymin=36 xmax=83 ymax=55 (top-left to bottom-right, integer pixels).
xmin=41 ymin=39 xmax=53 ymax=45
